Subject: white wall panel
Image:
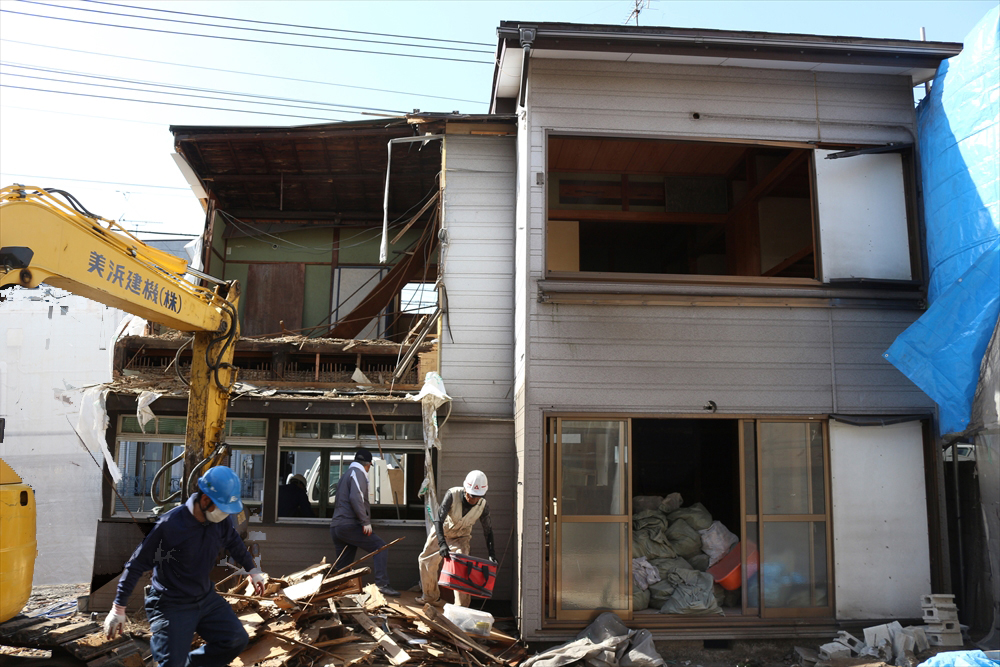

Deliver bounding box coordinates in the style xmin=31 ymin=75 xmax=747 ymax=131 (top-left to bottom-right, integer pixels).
xmin=815 ymin=151 xmax=912 ymax=281
xmin=830 ymin=421 xmax=930 ymax=619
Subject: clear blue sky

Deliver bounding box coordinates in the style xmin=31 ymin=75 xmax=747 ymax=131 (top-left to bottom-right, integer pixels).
xmin=0 ymin=1 xmax=994 ymax=238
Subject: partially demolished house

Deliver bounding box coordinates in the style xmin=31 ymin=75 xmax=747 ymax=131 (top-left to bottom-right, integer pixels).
xmin=93 ymin=20 xmax=972 ymax=645
xmin=95 ymin=115 xmax=518 ymax=605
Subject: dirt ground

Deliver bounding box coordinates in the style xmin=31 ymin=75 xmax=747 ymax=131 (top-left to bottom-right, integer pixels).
xmin=0 ymin=584 xmax=976 ymax=667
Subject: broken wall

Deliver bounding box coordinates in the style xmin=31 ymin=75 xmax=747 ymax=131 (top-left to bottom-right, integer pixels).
xmin=0 ymin=288 xmax=124 ymax=584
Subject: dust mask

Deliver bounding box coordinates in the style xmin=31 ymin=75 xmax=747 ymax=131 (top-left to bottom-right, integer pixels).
xmin=205 ymin=507 xmax=229 ymax=523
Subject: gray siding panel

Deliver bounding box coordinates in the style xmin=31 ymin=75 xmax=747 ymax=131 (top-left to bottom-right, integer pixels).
xmin=441 ymin=135 xmax=516 ymax=418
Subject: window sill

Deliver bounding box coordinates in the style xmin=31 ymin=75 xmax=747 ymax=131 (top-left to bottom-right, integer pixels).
xmin=539 ymin=273 xmax=924 ymax=308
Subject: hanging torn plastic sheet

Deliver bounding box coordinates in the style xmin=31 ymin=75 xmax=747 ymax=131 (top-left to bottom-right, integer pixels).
xmin=885 ymin=7 xmax=1000 ymax=436
xmin=136 ymin=390 xmax=162 ymax=433
xmin=409 ymin=371 xmax=451 ymax=533
xmin=72 ymin=385 xmax=121 ymax=483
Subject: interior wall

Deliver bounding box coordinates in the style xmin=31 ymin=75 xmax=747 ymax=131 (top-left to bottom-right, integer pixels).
xmin=830 ymin=420 xmax=931 ymax=619
xmin=1 ymin=289 xmax=124 ymax=584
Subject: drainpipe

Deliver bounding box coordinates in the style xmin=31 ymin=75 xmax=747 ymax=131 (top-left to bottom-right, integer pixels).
xmin=380 ymin=135 xmax=445 ymax=263
xmin=517 ymin=27 xmax=536 ymax=109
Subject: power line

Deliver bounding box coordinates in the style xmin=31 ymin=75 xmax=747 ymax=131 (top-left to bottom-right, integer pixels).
xmin=1 ymin=8 xmax=493 ymax=65
xmin=21 ymin=0 xmax=493 ymax=55
xmin=81 ymin=0 xmax=494 ymax=48
xmin=1 ymin=39 xmax=487 ymax=105
xmin=0 ymin=69 xmax=394 ymax=117
xmin=0 ymin=172 xmax=190 ymax=190
xmin=0 ymin=84 xmax=349 ymax=122
xmin=0 ymin=61 xmax=406 ymax=115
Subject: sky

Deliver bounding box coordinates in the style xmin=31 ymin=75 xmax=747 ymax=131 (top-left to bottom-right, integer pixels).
xmin=0 ymin=0 xmax=994 ymax=239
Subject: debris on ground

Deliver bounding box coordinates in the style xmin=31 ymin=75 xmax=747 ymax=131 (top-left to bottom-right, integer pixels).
xmin=220 ymin=558 xmax=530 ymax=666
xmin=793 ymin=594 xmax=971 ymax=667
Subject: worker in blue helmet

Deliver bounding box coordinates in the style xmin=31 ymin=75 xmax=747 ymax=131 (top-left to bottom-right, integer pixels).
xmin=103 ymin=466 xmax=268 ymax=667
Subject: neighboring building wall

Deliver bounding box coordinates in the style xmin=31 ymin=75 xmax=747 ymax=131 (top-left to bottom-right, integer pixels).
xmin=0 ymin=288 xmax=123 ymax=584
xmin=513 ymin=59 xmax=931 ymax=636
xmin=439 ymin=134 xmax=517 ymax=597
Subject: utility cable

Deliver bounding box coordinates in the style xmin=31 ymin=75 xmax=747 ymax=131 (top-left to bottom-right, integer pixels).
xmin=81 ymin=0 xmax=494 ymax=47
xmin=1 ymin=9 xmax=493 ymax=65
xmin=20 ymin=1 xmax=494 ymax=55
xmin=0 ymin=71 xmax=371 ymax=118
xmin=0 ymin=39 xmax=486 ymax=105
xmin=0 ymin=84 xmax=347 ymax=122
xmin=0 ymin=61 xmax=407 ymax=114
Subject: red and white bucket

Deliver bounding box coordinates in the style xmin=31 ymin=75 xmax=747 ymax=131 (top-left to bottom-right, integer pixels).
xmin=438 ymin=553 xmax=497 ymax=599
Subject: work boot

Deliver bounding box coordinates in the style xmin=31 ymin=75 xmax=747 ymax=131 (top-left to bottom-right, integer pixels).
xmin=415 ymin=595 xmax=445 ymax=607
xmin=378 ymin=585 xmax=400 ymax=597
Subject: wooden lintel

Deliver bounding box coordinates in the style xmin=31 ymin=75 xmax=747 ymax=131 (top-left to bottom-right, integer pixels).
xmin=729 ymin=149 xmax=808 ymax=219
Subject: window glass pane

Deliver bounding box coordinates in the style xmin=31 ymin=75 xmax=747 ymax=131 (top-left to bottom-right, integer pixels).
xmin=320 ymin=422 xmax=357 ymax=439
xmin=229 ymin=447 xmax=264 ymax=509
xmin=745 ymin=522 xmax=760 ymax=611
xmin=395 ymin=423 xmax=423 ymax=441
xmin=114 ymin=441 xmax=183 ymax=515
xmin=358 ymin=422 xmax=394 ymax=440
xmin=759 ymin=422 xmax=824 ymax=515
xmin=158 ymin=418 xmax=186 ymax=435
xmin=282 ymin=421 xmax=319 ymax=439
xmin=559 ymin=522 xmax=627 ymax=610
xmin=120 ymin=417 xmax=142 ymax=434
xmin=744 ymin=421 xmax=757 ymax=515
xmin=280 ymin=449 xmax=322 ymax=506
xmin=760 ymin=521 xmax=829 ymax=608
xmin=559 ymin=420 xmax=624 ymax=515
xmin=400 ymin=282 xmax=437 ymax=315
xmin=230 ymin=419 xmax=267 ymax=438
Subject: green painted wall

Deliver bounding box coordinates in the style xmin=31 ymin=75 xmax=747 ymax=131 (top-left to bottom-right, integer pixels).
xmin=337 ymin=227 xmax=435 ymax=264
xmin=225 ymin=228 xmax=335 ymax=263
xmin=304 ymin=264 xmax=332 ymax=334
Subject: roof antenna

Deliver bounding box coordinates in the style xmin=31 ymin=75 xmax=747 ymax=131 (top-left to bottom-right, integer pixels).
xmin=627 ymin=0 xmax=650 ymax=26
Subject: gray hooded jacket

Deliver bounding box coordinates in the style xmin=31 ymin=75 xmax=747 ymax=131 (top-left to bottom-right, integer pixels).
xmin=330 ymin=461 xmax=370 ymax=527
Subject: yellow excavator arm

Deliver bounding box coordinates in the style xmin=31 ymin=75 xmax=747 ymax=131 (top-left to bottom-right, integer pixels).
xmin=0 ymin=184 xmax=240 ymax=476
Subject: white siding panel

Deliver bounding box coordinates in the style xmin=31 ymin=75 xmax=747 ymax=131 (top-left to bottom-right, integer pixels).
xmin=441 ymin=135 xmax=516 ymax=417
xmin=830 ymin=421 xmax=930 ymax=619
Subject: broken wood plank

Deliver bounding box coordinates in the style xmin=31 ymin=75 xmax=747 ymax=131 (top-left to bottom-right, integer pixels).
xmin=362 ymin=583 xmax=386 ymax=611
xmin=234 ymin=635 xmax=288 ymax=666
xmin=414 ymin=605 xmax=504 ymax=665
xmin=349 ymin=612 xmax=411 ymax=665
xmin=281 ymin=559 xmax=328 ymax=586
xmin=49 ymin=621 xmax=102 ymax=643
xmin=283 ymin=572 xmax=325 ymax=601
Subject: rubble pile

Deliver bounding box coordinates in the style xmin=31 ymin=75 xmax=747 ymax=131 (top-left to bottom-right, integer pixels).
xmin=798 ymin=617 xmax=955 ymax=667
xmin=223 ymin=560 xmax=529 ymax=666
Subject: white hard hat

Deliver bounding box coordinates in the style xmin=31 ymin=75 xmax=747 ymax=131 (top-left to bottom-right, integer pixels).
xmin=463 ymin=470 xmax=488 ymax=496
xmin=287 ymin=473 xmax=307 ymax=486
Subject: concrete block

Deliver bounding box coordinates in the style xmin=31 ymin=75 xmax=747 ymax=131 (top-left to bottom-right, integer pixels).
xmin=921 ymin=593 xmax=955 ymax=607
xmin=925 ymin=620 xmax=959 ymax=634
xmin=819 ymin=643 xmax=852 ymax=660
xmin=887 ymin=620 xmax=904 ymax=640
xmin=901 ymin=626 xmax=929 ymax=652
xmin=922 ymin=606 xmax=958 ymax=622
xmin=926 ymin=631 xmax=963 ymax=647
xmin=834 ymin=631 xmax=867 ymax=655
xmin=864 ymin=624 xmax=893 ymax=649
xmin=892 ymin=629 xmax=916 ymax=659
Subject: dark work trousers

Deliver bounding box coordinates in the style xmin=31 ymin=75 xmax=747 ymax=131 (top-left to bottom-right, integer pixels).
xmin=330 ymin=522 xmax=390 ymax=587
xmin=146 ymin=587 xmax=248 ymax=667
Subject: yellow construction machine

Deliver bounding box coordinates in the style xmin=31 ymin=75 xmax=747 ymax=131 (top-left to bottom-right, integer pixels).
xmin=0 ymin=184 xmax=241 ymax=622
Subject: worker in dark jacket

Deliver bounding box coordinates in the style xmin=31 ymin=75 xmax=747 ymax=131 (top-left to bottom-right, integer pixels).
xmin=329 ymin=447 xmax=399 ymax=596
xmin=277 ymin=473 xmax=314 ymax=517
xmin=103 ymin=466 xmax=267 ymax=667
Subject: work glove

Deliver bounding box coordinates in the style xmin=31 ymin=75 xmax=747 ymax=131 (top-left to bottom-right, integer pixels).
xmin=248 ymin=568 xmax=268 ymax=596
xmin=362 ymin=524 xmax=373 ymax=536
xmin=489 ymin=553 xmax=497 ymax=564
xmin=438 ymin=543 xmax=450 ymax=560
xmin=104 ymin=604 xmax=126 ymax=639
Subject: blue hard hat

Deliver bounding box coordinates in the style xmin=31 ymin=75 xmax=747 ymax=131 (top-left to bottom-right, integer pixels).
xmin=197 ymin=466 xmax=244 ymax=514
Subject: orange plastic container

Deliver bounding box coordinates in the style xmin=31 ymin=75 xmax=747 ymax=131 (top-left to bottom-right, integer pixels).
xmin=708 ymin=541 xmax=758 ymax=591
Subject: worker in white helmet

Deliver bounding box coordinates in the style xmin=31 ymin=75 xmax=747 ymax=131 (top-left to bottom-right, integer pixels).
xmin=416 ymin=470 xmax=496 ymax=607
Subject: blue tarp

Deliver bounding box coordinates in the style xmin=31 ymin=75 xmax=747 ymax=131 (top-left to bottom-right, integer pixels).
xmin=917 ymin=650 xmax=998 ymax=667
xmin=885 ymin=7 xmax=1000 ymax=436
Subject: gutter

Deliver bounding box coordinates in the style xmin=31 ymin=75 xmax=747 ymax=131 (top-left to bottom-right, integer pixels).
xmin=517 ymin=27 xmax=536 ymax=109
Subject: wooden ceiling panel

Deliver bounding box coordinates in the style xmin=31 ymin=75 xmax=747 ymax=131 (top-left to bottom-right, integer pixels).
xmin=590 ymin=139 xmax=640 ymax=172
